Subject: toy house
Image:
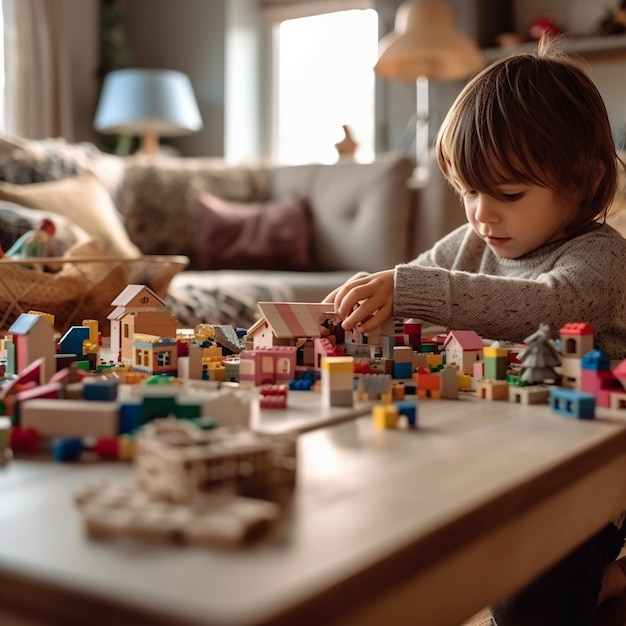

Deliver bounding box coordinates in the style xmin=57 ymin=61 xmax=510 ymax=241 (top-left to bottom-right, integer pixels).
xmin=559 ymin=323 xmax=595 ymax=389
xmin=239 ymin=346 xmax=298 ymax=386
xmin=443 ymin=330 xmax=484 ymax=376
xmin=247 ymin=302 xmax=335 ymax=350
xmin=132 ymin=335 xmax=179 ymax=376
xmin=108 ymin=285 xmax=177 ymax=362
xmin=7 ymin=313 xmax=56 ymax=382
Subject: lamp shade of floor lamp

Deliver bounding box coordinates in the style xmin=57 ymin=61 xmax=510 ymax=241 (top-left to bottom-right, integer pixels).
xmin=375 ymin=0 xmax=484 ymax=176
xmin=94 ymin=68 xmax=203 ymax=155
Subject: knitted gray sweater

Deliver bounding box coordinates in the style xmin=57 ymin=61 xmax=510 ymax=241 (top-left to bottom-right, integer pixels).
xmin=394 ymin=222 xmax=626 ymax=359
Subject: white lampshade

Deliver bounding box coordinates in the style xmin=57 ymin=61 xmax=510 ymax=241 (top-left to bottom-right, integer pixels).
xmin=375 ymin=0 xmax=484 ymax=82
xmin=94 ymin=68 xmax=203 ymax=154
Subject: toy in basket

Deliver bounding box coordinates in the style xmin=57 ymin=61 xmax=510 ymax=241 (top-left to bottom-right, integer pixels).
xmin=0 ymin=250 xmax=188 ymax=334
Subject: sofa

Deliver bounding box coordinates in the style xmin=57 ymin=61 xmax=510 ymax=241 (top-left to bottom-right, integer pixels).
xmin=0 ymin=135 xmax=465 ymax=331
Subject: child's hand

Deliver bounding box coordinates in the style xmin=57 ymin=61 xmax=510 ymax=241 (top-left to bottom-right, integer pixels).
xmin=332 ymin=269 xmax=394 ymax=333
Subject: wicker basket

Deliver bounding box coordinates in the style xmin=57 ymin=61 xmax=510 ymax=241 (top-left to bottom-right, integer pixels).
xmin=0 ymin=254 xmax=189 ymax=335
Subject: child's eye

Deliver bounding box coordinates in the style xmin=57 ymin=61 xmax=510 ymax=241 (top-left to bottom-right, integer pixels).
xmin=503 ymin=192 xmax=523 ymax=201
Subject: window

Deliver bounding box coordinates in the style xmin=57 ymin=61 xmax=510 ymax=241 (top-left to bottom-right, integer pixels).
xmin=272 ymin=9 xmax=378 ymax=164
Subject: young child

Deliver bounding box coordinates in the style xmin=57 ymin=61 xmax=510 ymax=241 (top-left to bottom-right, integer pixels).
xmin=326 ymin=38 xmax=626 ymax=624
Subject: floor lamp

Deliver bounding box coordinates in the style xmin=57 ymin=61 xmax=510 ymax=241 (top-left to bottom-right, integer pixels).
xmin=374 ymin=0 xmax=484 ymax=180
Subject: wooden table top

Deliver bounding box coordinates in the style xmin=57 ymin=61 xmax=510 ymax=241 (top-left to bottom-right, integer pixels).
xmin=2 ymin=392 xmax=626 ymax=626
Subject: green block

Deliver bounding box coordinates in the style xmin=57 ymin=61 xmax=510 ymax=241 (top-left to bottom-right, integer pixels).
xmin=141 ymin=395 xmax=178 ymax=423
xmin=175 ymin=400 xmax=203 ymax=420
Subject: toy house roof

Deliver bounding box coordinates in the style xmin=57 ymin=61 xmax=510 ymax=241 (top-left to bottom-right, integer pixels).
xmin=443 ymin=330 xmax=483 ymax=351
xmin=109 ymin=284 xmax=166 ymax=311
xmin=9 ymin=313 xmax=52 ymax=335
xmin=256 ymin=302 xmax=336 ymax=339
xmin=559 ymin=322 xmax=594 ymax=336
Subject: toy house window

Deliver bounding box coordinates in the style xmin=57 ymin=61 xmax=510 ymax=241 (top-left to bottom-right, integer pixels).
xmin=264 ymin=2 xmax=378 ymax=164
xmin=262 ymin=355 xmax=274 ymax=373
xmin=157 ymin=351 xmax=171 ymax=367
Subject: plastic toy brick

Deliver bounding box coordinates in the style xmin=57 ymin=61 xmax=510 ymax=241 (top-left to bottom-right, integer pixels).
xmin=508 ymin=385 xmax=550 ymax=405
xmin=395 ymin=400 xmax=417 ymax=427
xmin=373 ymin=404 xmax=399 ymax=430
xmin=393 ymin=361 xmax=412 ymax=380
xmin=550 ymin=388 xmax=596 ymax=420
xmin=476 ymin=380 xmax=509 ymax=401
xmin=83 ymin=378 xmax=119 ymax=402
xmin=20 ymin=399 xmax=119 ymax=439
xmin=260 ymin=384 xmax=288 ymax=409
xmin=10 ymin=426 xmax=38 ymax=453
xmin=74 ymin=479 xmax=280 ymax=548
xmin=135 ymin=420 xmax=297 ymax=503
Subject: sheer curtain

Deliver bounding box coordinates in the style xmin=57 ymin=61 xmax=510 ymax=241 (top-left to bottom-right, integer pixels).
xmin=2 ymin=0 xmax=73 ymax=138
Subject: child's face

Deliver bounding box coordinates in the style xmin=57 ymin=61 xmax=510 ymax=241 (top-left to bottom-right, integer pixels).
xmin=462 ymin=182 xmax=568 ymax=259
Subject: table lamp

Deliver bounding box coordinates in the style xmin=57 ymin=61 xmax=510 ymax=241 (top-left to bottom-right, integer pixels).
xmin=94 ymin=68 xmax=203 ymax=155
xmin=375 ymin=0 xmax=483 ymax=177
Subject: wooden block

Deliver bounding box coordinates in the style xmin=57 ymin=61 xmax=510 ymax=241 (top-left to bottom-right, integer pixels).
xmin=21 ymin=399 xmax=119 ymax=438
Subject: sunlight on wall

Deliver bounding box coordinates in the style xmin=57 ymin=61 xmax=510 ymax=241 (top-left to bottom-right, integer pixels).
xmin=275 ymin=9 xmax=378 ymax=165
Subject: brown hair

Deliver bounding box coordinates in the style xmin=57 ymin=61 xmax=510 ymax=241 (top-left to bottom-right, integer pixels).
xmin=436 ymin=37 xmax=625 ymax=234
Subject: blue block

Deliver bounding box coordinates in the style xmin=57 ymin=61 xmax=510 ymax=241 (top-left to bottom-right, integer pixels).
xmin=395 ymin=400 xmax=418 ymax=427
xmin=58 ymin=326 xmax=90 ymax=360
xmin=550 ymin=388 xmax=596 ymax=420
xmin=83 ymin=378 xmax=119 ymax=401
xmin=119 ymin=400 xmax=143 ymax=434
xmin=289 ymin=378 xmax=313 ymax=391
xmin=52 ymin=437 xmax=83 ymax=462
xmin=393 ymin=362 xmax=413 ymax=379
xmin=403 ymin=382 xmax=417 ymax=395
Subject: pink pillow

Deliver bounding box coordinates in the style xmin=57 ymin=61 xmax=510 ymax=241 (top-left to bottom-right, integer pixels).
xmin=190 ymin=191 xmax=314 ymax=271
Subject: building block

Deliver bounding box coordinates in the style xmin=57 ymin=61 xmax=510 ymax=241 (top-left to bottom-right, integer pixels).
xmin=83 ymin=378 xmax=119 ymax=402
xmin=476 ymin=380 xmax=509 ymax=401
xmin=373 ymin=404 xmax=399 ymax=429
xmin=20 ymin=399 xmax=120 ymax=438
xmin=119 ymin=399 xmax=143 ymax=434
xmin=508 ymin=385 xmax=550 ymax=405
xmin=395 ymin=400 xmax=417 ymax=427
xmin=393 ymin=361 xmax=413 ymax=379
xmin=52 ymin=437 xmax=84 ymax=462
xmin=550 ymin=388 xmax=596 ymax=420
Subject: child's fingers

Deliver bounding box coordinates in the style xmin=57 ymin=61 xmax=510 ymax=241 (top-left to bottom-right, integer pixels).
xmin=341 ymin=298 xmax=380 ymax=331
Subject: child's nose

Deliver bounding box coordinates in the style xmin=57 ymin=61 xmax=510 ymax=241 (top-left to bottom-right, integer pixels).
xmin=475 ymin=195 xmax=500 ymax=223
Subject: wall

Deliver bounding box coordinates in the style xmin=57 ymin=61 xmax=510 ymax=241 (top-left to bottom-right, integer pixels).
xmin=124 ymin=0 xmax=226 ymax=157
xmin=66 ymin=0 xmax=626 ymax=157
xmin=63 ymin=0 xmax=100 ymax=142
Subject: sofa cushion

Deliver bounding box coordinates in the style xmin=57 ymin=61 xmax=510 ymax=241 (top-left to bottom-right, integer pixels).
xmin=268 ymin=154 xmax=416 ymax=272
xmin=190 ymin=191 xmax=314 ymax=271
xmin=0 ymin=175 xmax=141 ymax=258
xmin=116 ymin=159 xmax=270 ymax=258
xmin=0 ymin=136 xmax=127 ymax=197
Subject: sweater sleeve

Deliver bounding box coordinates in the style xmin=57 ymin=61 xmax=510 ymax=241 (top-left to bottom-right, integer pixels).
xmin=393 ymin=224 xmax=626 ymax=358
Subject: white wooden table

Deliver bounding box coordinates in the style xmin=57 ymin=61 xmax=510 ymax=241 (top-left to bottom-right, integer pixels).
xmin=2 ymin=393 xmax=626 ymax=626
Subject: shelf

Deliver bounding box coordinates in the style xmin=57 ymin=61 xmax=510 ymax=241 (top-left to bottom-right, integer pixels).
xmin=483 ymin=34 xmax=626 ymax=63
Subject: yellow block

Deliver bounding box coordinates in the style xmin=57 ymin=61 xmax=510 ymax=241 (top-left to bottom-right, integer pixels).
xmin=322 ymin=356 xmax=354 ymax=374
xmin=483 ymin=346 xmax=508 ymax=358
xmin=373 ymin=404 xmax=399 ymax=429
xmin=426 ymin=353 xmax=444 ymax=369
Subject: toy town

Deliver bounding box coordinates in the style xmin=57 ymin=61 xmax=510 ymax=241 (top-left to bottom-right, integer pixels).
xmin=0 ymin=283 xmax=624 ymax=548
